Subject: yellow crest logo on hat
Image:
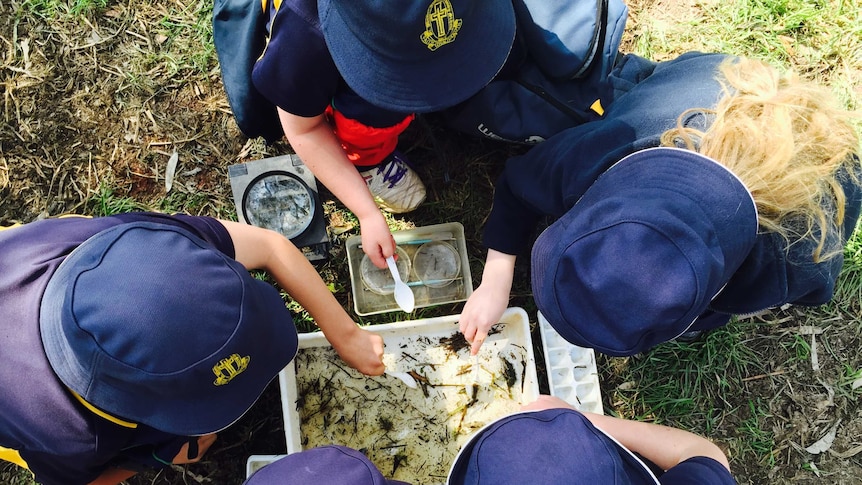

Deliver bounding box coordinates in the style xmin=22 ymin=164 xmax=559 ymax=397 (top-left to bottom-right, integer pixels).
xmin=212 ymin=353 xmax=250 ymax=386
xmin=420 ymin=0 xmax=462 ymax=51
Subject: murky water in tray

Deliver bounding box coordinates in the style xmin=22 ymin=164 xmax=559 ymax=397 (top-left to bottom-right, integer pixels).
xmin=293 ymin=331 xmax=531 ymax=485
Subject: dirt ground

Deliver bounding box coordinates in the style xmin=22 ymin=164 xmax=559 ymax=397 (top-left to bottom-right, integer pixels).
xmin=1 ymin=0 xmax=861 ymax=484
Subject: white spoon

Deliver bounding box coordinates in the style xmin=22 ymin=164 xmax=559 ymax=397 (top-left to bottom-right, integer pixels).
xmin=382 ymin=354 xmax=418 ymax=388
xmin=386 ymin=255 xmax=415 ymax=313
xmin=385 ymin=369 xmax=418 ymax=388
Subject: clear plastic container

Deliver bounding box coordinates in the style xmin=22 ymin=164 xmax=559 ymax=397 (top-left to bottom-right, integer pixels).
xmin=346 ymin=222 xmax=473 ymax=316
xmin=413 ymin=240 xmax=461 ymax=288
xmin=359 ymin=246 xmax=411 ymax=295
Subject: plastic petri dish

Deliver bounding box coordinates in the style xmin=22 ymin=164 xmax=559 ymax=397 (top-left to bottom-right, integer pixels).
xmin=412 ymin=241 xmax=461 ymax=288
xmin=360 ymin=246 xmax=411 ymax=295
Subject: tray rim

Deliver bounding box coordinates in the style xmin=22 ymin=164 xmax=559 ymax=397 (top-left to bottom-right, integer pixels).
xmin=279 ymin=307 xmax=538 ymax=455
xmin=245 ymin=454 xmax=286 ymax=478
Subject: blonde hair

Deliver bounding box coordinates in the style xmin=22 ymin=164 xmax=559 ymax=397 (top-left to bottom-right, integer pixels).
xmin=661 ymin=57 xmax=861 ymax=262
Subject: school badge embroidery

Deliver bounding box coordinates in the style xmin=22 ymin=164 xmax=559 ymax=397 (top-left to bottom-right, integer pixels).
xmin=212 ymin=353 xmax=250 ymax=386
xmin=420 ymin=0 xmax=462 ymax=51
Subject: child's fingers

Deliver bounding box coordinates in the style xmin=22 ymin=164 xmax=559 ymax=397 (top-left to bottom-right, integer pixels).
xmin=470 ymin=332 xmax=486 ymax=356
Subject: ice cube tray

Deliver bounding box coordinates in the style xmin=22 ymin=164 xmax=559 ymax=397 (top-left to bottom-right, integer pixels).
xmin=537 ymin=311 xmax=603 ymax=414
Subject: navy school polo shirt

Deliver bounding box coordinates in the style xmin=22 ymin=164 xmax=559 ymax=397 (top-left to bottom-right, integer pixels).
xmin=660 ymin=456 xmax=737 ymax=484
xmin=0 ymin=213 xmax=233 ymax=485
xmin=250 ymin=0 xmax=409 ymax=127
xmin=250 ymin=0 xmax=525 ymax=127
xmin=484 ymin=51 xmax=861 ymax=318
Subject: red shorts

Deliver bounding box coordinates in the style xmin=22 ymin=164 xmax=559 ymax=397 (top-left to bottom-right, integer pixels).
xmin=326 ymin=106 xmax=414 ymax=167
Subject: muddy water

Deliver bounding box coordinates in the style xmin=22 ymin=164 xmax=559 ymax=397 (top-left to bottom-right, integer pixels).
xmin=294 ymin=332 xmax=532 ymax=484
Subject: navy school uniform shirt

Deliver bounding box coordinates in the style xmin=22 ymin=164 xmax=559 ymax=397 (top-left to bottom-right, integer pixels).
xmin=655 ymin=457 xmax=736 ymax=484
xmin=250 ymin=0 xmax=526 ymax=127
xmin=484 ymin=51 xmax=862 ymax=323
xmin=250 ymin=0 xmax=412 ymax=127
xmin=0 ymin=213 xmax=233 ymax=485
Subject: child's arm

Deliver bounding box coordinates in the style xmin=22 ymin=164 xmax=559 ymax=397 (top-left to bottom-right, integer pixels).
xmin=522 ymin=396 xmax=731 ymax=471
xmin=277 ymin=109 xmax=395 ymax=270
xmin=86 ymin=468 xmax=137 ymax=485
xmin=220 ymin=219 xmax=385 ymax=376
xmin=85 ymin=434 xmax=216 ymax=485
xmin=583 ymin=412 xmax=731 ymax=471
xmin=459 ymin=249 xmax=516 ymax=355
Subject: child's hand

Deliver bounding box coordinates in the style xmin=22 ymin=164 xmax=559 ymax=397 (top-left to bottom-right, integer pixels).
xmin=460 ymin=249 xmax=516 ymax=355
xmin=520 ymin=395 xmax=576 ymax=412
xmin=331 ymin=326 xmax=386 ymax=376
xmin=459 ymin=282 xmax=510 ymax=355
xmin=358 ymin=214 xmax=395 ymax=269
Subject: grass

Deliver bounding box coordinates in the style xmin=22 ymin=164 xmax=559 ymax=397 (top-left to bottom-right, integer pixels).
xmin=88 ymin=181 xmax=144 ymax=217
xmin=781 ymin=333 xmax=812 ymax=362
xmin=18 ymin=0 xmax=106 ymax=18
xmin=0 ymin=464 xmax=36 ymax=485
xmin=151 ymin=2 xmax=215 ymax=75
xmin=839 ymin=364 xmax=862 ymax=397
xmin=629 ymin=0 xmax=862 ymax=73
xmin=833 ymin=225 xmax=862 ymax=314
xmin=601 ymin=320 xmax=764 ymax=424
xmin=1 ymin=0 xmax=861 ymax=483
xmin=735 ymin=399 xmax=777 ymax=466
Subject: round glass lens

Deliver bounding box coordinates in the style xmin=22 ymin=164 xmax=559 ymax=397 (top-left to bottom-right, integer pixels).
xmin=244 ymin=172 xmax=315 ymax=239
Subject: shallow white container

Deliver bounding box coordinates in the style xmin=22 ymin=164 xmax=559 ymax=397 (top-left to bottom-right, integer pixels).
xmin=245 ymin=454 xmax=284 ymax=478
xmin=278 ymin=308 xmax=539 ymax=484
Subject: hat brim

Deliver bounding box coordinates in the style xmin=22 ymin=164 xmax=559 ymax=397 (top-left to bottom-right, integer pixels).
xmin=447 ymin=409 xmax=659 ymax=484
xmin=244 ymin=446 xmax=411 ymax=485
xmin=531 ymin=147 xmax=758 ymax=355
xmin=40 ymin=223 xmax=299 ymax=435
xmin=320 ymin=0 xmax=516 ymax=113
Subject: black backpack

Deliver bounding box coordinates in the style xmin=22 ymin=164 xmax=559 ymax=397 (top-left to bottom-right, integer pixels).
xmin=213 ymin=0 xmax=283 ymax=143
xmin=442 ymin=0 xmax=630 ymax=144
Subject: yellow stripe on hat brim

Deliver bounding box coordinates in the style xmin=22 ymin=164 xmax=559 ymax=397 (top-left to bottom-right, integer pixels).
xmin=69 ymin=389 xmax=138 ymax=429
xmin=0 ymin=446 xmax=29 ymax=469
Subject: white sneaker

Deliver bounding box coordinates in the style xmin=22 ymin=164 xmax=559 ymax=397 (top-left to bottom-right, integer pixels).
xmin=361 ymin=151 xmax=426 ymax=213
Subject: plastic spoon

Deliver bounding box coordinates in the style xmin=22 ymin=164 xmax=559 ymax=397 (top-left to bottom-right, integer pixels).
xmin=386 ymin=255 xmax=415 ymax=312
xmin=382 ymin=354 xmax=418 ymax=388
xmin=385 ymin=369 xmax=418 ymax=388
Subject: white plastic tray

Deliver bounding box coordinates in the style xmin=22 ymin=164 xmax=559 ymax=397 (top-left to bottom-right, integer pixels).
xmin=538 ymin=311 xmax=603 ymax=414
xmin=245 ymin=454 xmax=284 ymax=478
xmin=278 ymin=308 xmax=539 ymax=485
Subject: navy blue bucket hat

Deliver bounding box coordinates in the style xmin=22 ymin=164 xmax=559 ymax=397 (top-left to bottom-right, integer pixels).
xmin=447 ymin=408 xmax=659 ymax=484
xmin=319 ymin=0 xmax=516 ymax=113
xmin=244 ymin=446 xmax=411 ymax=485
xmin=40 ymin=222 xmax=298 ymax=436
xmin=531 ymin=147 xmax=758 ymax=356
